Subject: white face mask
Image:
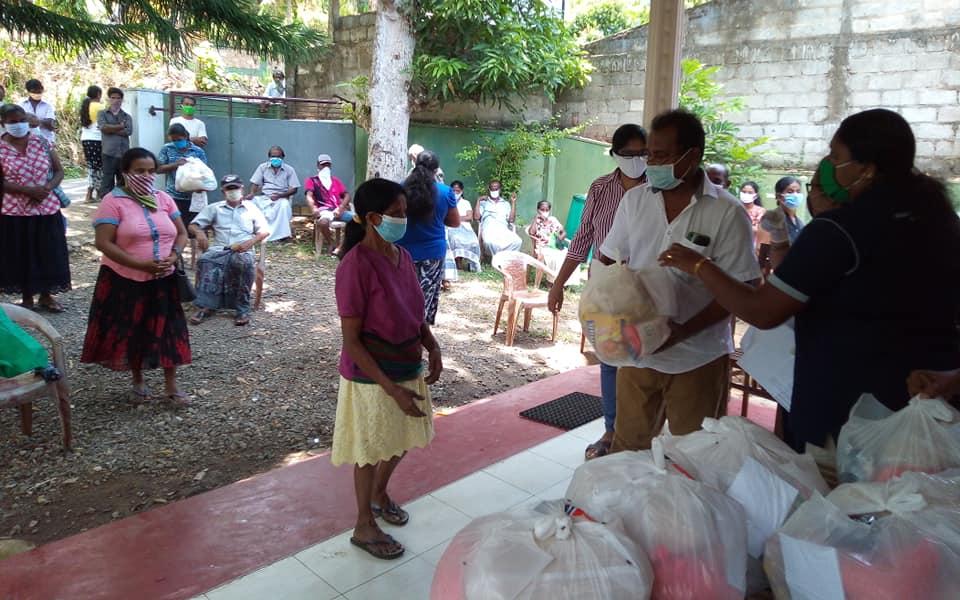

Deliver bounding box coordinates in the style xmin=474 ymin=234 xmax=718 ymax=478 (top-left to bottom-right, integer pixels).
xmin=489 ymin=189 xmax=501 ymax=199
xmin=455 ymin=192 xmax=463 ymax=199
xmin=318 ymin=165 xmax=333 ymax=188
xmin=225 ymin=189 xmax=243 ymax=202
xmin=739 ymin=192 xmax=757 ymax=204
xmin=614 ymin=154 xmax=648 ymax=179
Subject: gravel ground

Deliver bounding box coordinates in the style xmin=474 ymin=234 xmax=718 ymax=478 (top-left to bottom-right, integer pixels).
xmin=0 ymin=183 xmax=590 ymax=545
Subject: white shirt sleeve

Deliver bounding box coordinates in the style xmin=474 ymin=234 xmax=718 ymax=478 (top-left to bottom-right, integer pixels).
xmin=599 ymin=190 xmax=633 ymax=262
xmin=196 ymin=119 xmax=207 ymax=139
xmin=712 ymin=203 xmax=764 ymax=283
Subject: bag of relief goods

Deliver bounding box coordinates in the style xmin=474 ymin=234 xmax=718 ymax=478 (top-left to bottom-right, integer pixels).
xmin=836 ymin=395 xmax=960 ymax=483
xmin=565 ymin=440 xmax=748 ymax=599
xmin=578 ymin=262 xmax=676 ymax=366
xmin=430 ymin=500 xmax=654 ymax=600
xmin=763 ymin=471 xmax=960 ymax=600
xmin=174 ymin=157 xmax=217 ymax=192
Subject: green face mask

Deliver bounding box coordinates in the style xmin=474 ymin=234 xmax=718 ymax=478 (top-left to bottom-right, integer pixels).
xmin=817 ymin=158 xmax=852 ymax=203
xmin=181 ymin=105 xmax=196 ymax=117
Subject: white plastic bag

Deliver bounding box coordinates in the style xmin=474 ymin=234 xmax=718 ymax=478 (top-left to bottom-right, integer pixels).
xmin=188 ymin=191 xmax=208 ymax=213
xmin=430 ymin=500 xmax=654 ymax=600
xmin=174 ymin=157 xmax=217 ymax=192
xmin=578 ymin=262 xmax=677 ymax=366
xmin=836 ymin=395 xmax=960 ymax=483
xmin=565 ymin=441 xmax=748 ymax=599
xmin=663 ymin=417 xmax=829 ymax=559
xmin=764 ymin=471 xmax=960 ymax=600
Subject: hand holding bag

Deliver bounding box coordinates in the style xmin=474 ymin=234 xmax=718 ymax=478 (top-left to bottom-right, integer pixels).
xmin=173 ymin=255 xmax=196 ymax=302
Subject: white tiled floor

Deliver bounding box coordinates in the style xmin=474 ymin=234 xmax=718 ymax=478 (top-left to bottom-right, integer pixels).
xmin=197 ymin=422 xmax=595 ymax=600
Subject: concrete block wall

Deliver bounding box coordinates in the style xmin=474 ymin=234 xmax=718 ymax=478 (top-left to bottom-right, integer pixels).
xmin=554 ymin=0 xmax=960 ymax=176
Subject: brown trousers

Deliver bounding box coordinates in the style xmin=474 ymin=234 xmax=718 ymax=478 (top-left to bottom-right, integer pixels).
xmin=611 ymin=354 xmax=730 ymax=452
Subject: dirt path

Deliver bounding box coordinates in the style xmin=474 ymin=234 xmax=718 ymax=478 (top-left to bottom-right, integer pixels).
xmin=1 ymin=181 xmax=591 ymax=544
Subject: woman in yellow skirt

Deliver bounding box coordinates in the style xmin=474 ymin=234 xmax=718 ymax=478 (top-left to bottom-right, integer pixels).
xmin=332 ymin=178 xmax=443 ymax=560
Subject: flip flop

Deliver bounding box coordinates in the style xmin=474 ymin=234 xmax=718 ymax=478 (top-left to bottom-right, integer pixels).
xmin=350 ymin=534 xmax=405 ymax=560
xmin=38 ymin=299 xmax=64 ymax=313
xmin=190 ymin=309 xmax=211 ymax=325
xmin=371 ymin=501 xmax=409 ymax=526
xmin=164 ymin=391 xmax=191 ymax=407
xmin=129 ymin=386 xmax=152 ymax=405
xmin=584 ymin=439 xmax=612 ymax=461
xmin=234 ymin=315 xmax=250 ymax=326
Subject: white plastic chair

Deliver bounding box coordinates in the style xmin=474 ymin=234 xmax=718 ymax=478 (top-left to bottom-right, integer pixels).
xmin=491 ymin=251 xmax=559 ymax=346
xmin=0 ymin=303 xmax=71 ymax=450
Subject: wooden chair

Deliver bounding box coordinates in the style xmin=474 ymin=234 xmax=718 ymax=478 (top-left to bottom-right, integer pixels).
xmin=729 ymin=346 xmax=786 ymax=439
xmin=491 ymin=251 xmax=559 ymax=346
xmin=253 ymin=240 xmax=268 ymax=311
xmin=0 ymin=303 xmax=71 ymax=450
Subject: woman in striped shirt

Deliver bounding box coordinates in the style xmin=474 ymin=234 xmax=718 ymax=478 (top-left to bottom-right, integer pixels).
xmin=547 ymin=123 xmax=648 ymax=460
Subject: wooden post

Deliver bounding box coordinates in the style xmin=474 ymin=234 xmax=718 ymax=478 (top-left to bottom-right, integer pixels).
xmin=643 ymin=0 xmax=685 ymax=127
xmin=329 ymin=0 xmax=340 ymax=40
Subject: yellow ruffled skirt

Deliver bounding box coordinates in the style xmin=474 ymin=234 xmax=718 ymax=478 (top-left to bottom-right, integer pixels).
xmin=331 ymin=376 xmax=435 ymax=467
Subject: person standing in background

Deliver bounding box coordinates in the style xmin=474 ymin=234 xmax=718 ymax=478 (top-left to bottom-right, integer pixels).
xmin=265 ymin=70 xmax=286 ymax=98
xmin=547 ymin=123 xmax=648 ymax=460
xmin=156 ymin=123 xmax=209 ymax=241
xmin=98 ymin=87 xmax=133 ymax=199
xmin=760 ymin=176 xmax=805 ymax=270
xmin=20 ymin=79 xmax=56 ymax=144
xmin=706 ymin=163 xmax=730 ymax=189
xmin=737 ymin=180 xmax=770 ymax=265
xmin=168 ymin=96 xmax=208 ymax=148
xmin=80 ymin=85 xmax=104 ymax=203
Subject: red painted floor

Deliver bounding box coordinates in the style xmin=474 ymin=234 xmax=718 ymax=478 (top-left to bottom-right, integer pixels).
xmin=0 ymin=365 xmax=779 ymax=600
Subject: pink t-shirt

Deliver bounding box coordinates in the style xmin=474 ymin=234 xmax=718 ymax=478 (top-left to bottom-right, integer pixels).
xmin=336 ymin=244 xmax=426 ymax=382
xmin=305 ymin=175 xmax=347 ymax=211
xmin=92 ymin=189 xmax=181 ymax=282
xmin=0 ymin=134 xmax=59 ymax=216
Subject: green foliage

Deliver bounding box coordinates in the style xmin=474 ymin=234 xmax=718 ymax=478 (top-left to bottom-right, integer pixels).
xmin=455 ymin=120 xmax=584 ymax=197
xmin=0 ymin=0 xmax=329 ymax=63
xmin=410 ymin=0 xmax=592 ymax=109
xmin=571 ymin=2 xmax=647 ymax=43
xmin=335 ymin=75 xmax=372 ymax=130
xmin=679 ymin=58 xmax=768 ymax=185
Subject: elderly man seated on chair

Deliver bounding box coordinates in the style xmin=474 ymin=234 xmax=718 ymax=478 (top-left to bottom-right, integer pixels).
xmin=189 ymin=175 xmax=270 ymax=327
xmin=246 ymin=145 xmax=299 ymax=242
xmin=305 ymin=153 xmax=352 ymax=254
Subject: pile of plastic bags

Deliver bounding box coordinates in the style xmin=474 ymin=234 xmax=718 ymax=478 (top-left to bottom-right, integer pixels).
xmin=430 ymin=501 xmax=653 ymax=600
xmin=578 ymin=263 xmax=676 ymax=365
xmin=837 ymin=395 xmax=960 ymax=483
xmin=764 ymin=471 xmax=960 ymax=600
xmin=174 ymin=157 xmax=218 ymax=193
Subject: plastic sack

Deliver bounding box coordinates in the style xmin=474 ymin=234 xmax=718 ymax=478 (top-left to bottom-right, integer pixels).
xmin=663 ymin=417 xmax=829 ymax=557
xmin=0 ymin=309 xmax=47 ymax=378
xmin=565 ymin=441 xmax=748 ymax=599
xmin=174 ymin=157 xmax=217 ymax=192
xmin=430 ymin=500 xmax=653 ymax=600
xmin=837 ymin=395 xmax=960 ymax=483
xmin=578 ymin=262 xmax=677 ymax=366
xmin=763 ymin=471 xmax=960 ymax=600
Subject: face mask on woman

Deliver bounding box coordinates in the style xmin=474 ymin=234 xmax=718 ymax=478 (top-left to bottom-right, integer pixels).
xmin=782 ymin=193 xmax=803 ymax=209
xmin=125 ymin=172 xmax=156 ymax=196
xmin=374 ymin=214 xmax=407 ymax=243
xmin=739 ymin=192 xmax=757 ymax=204
xmin=538 ymin=209 xmax=550 ymax=219
xmin=270 ymin=157 xmax=283 ymax=168
xmin=455 ymin=192 xmax=463 ymax=200
xmin=489 ymin=190 xmax=501 ymax=199
xmin=4 ymin=122 xmax=30 ymax=138
xmin=614 ymin=154 xmax=648 ymax=179
xmin=817 ymin=157 xmax=868 ymax=203
xmin=173 ymin=139 xmax=189 ymax=150
xmin=646 ymin=148 xmax=693 ymax=191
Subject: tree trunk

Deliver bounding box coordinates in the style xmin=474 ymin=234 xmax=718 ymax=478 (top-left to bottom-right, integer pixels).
xmin=329 ymin=0 xmax=340 ymax=37
xmin=365 ymin=0 xmax=414 ymax=181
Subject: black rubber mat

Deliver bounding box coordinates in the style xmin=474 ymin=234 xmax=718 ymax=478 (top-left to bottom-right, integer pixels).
xmin=519 ymin=392 xmax=603 ymax=430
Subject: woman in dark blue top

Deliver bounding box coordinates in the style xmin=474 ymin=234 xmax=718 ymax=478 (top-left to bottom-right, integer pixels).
xmin=658 ymin=109 xmax=960 ymax=451
xmin=397 ymin=150 xmax=459 ymax=325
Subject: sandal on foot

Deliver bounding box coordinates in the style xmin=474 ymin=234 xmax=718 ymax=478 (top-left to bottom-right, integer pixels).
xmin=349 ymin=534 xmax=405 ymax=560
xmin=164 ymin=391 xmax=191 ymax=407
xmin=38 ymin=299 xmax=65 ymax=313
xmin=234 ymin=315 xmax=250 ymax=326
xmin=190 ymin=309 xmax=211 ymax=325
xmin=129 ymin=386 xmax=152 ymax=404
xmin=584 ymin=439 xmax=612 ymax=461
xmin=371 ymin=501 xmax=409 ymax=526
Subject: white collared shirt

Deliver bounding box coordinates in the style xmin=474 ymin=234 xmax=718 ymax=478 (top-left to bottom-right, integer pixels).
xmin=20 ymin=99 xmax=56 ymax=143
xmin=600 ymin=174 xmax=761 ymax=374
xmin=190 ymin=200 xmax=270 ymax=251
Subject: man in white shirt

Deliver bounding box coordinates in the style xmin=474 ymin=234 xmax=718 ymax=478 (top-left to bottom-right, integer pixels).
xmin=168 ymin=96 xmax=208 ymax=147
xmin=246 ymin=146 xmax=299 ymax=242
xmin=265 ymin=70 xmax=286 ymax=98
xmin=20 ymin=79 xmax=56 ymax=143
xmin=599 ymin=109 xmax=761 ymax=452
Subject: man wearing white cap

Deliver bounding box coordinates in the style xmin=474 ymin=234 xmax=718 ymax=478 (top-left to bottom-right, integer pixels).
xmin=305 ymin=153 xmax=351 ymax=254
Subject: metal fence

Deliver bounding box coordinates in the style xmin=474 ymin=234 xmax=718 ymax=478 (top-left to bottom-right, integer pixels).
xmin=159 ymin=91 xmax=351 ymax=122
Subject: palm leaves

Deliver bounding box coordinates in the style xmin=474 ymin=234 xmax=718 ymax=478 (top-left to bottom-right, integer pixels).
xmin=1 ymin=0 xmax=328 ymax=62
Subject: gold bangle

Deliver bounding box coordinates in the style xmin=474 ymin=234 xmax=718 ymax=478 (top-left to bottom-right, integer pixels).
xmin=694 ymin=257 xmax=711 ymax=276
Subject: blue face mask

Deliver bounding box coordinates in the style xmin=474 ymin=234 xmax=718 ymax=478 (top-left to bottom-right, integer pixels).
xmin=270 ymin=157 xmax=283 ymax=168
xmin=375 ymin=215 xmax=407 ymax=243
xmin=783 ymin=193 xmax=803 ymax=209
xmin=646 ymin=148 xmax=692 ymax=192
xmin=173 ymin=139 xmax=188 ymax=150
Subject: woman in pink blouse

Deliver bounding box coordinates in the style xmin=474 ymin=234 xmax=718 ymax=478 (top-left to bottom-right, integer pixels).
xmin=81 ymin=147 xmax=192 ymax=406
xmin=0 ymin=104 xmax=70 ymax=311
